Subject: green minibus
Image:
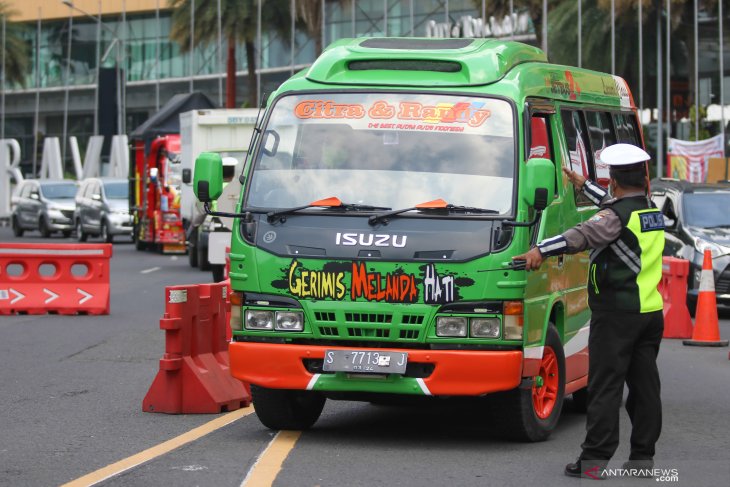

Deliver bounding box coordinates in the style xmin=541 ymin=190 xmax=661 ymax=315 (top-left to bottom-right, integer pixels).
xmin=194 ymin=37 xmax=644 ymax=441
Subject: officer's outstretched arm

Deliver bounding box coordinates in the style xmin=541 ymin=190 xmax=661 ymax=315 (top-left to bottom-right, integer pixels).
xmin=512 ymin=247 xmax=544 ymax=271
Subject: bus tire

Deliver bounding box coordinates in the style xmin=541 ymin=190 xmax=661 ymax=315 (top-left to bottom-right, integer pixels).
xmin=251 ymin=385 xmax=325 ymax=431
xmin=494 ymin=324 xmax=565 ymax=442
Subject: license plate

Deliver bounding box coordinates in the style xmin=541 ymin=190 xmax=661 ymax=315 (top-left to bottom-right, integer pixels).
xmin=323 ymin=350 xmax=408 ymax=374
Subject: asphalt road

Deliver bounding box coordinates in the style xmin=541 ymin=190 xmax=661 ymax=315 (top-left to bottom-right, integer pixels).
xmin=1 ymin=225 xmax=729 ymax=487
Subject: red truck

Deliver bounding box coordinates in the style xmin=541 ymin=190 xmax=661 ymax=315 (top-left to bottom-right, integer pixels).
xmin=130 ymin=134 xmax=185 ymax=253
xmin=129 ymin=92 xmax=215 ymax=254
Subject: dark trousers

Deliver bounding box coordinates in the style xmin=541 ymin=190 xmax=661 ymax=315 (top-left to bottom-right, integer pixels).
xmin=580 ymin=309 xmax=664 ymax=461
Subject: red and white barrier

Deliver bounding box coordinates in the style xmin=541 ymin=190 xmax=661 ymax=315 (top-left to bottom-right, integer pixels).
xmin=143 ymin=281 xmax=251 ymax=414
xmin=0 ymin=243 xmax=112 ymax=315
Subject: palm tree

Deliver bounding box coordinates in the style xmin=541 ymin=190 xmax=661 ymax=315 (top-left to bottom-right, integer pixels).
xmin=169 ymin=0 xmax=291 ymax=108
xmin=296 ymin=0 xmax=325 ymax=55
xmin=0 ymin=1 xmax=29 ymax=88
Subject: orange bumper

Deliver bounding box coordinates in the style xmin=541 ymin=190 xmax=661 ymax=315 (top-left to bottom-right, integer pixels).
xmin=229 ymin=342 xmax=523 ymax=396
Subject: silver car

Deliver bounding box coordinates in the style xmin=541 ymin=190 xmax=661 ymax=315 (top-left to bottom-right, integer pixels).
xmin=74 ymin=178 xmax=133 ymax=243
xmin=11 ymin=179 xmax=77 ymax=237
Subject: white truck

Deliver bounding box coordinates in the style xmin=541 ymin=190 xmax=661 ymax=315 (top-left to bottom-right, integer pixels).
xmin=179 ymin=109 xmax=259 ymax=280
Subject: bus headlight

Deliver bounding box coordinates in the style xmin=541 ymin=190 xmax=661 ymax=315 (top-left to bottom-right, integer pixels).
xmin=471 ymin=318 xmax=501 ymax=338
xmin=275 ymin=311 xmax=304 ymax=331
xmin=436 ymin=317 xmax=467 ymax=337
xmin=245 ymin=310 xmax=274 ymax=330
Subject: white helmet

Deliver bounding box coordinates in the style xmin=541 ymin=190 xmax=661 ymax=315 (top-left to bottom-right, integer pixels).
xmin=600 ymin=143 xmax=650 ymax=167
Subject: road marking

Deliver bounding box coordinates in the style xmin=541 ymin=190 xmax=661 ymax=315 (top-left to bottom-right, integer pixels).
xmin=61 ymin=407 xmax=255 ymax=487
xmin=140 ymin=266 xmax=161 ymax=274
xmin=240 ymin=430 xmax=302 ymax=487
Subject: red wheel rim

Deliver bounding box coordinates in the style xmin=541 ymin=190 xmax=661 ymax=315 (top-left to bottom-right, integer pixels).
xmin=532 ymin=347 xmax=559 ymax=419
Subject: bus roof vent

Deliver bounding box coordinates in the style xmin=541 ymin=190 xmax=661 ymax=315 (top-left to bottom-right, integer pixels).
xmin=348 ymin=59 xmax=462 ymax=73
xmin=305 ymin=37 xmax=547 ymax=87
xmin=359 ymin=38 xmax=474 ymax=50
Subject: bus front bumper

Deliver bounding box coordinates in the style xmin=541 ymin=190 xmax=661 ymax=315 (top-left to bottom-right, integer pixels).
xmin=229 ymin=342 xmax=523 ymax=397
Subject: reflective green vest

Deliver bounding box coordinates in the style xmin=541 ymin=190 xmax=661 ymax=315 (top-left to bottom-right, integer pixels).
xmin=588 ymin=196 xmax=665 ymax=313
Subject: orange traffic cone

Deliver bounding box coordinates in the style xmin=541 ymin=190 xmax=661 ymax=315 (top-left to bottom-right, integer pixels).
xmin=683 ymin=250 xmax=729 ymax=347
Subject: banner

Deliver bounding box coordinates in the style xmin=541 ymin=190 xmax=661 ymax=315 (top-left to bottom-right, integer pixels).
xmin=666 ymin=135 xmax=725 ymax=182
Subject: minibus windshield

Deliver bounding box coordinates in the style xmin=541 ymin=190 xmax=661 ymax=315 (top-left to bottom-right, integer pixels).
xmin=245 ymin=93 xmax=515 ymax=215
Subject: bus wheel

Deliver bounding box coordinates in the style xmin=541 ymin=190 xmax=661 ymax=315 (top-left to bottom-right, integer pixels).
xmin=494 ymin=324 xmax=565 ymax=442
xmin=251 ymin=385 xmax=325 ymax=431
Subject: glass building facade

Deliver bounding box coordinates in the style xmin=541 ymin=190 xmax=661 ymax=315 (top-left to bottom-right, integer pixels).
xmin=10 ymin=1 xmax=514 ymax=90
xmin=1 ymin=0 xmax=729 ymax=172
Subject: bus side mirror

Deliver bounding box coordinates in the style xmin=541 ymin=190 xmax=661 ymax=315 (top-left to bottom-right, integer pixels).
xmin=194 ymin=152 xmax=223 ymax=203
xmin=523 ymin=157 xmax=555 ymax=210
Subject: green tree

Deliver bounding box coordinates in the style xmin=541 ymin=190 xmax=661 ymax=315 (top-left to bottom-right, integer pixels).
xmin=169 ymin=0 xmax=291 ymax=108
xmin=296 ymin=0 xmax=352 ymax=57
xmin=0 ymin=1 xmax=29 ymax=88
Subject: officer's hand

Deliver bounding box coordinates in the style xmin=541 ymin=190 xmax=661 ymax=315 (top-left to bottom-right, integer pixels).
xmin=512 ymin=247 xmax=544 ymax=271
xmin=562 ymin=166 xmax=586 ymax=191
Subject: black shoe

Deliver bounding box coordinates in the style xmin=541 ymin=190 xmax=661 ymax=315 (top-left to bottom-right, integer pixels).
xmin=564 ymin=459 xmax=583 ymax=478
xmin=565 ymin=458 xmax=607 ymax=480
xmin=622 ymin=459 xmax=654 ymax=477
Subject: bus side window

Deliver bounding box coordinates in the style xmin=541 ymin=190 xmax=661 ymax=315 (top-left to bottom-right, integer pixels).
xmin=529 ymin=114 xmax=557 ymax=195
xmin=613 ymin=112 xmax=641 ymax=145
xmin=560 ymin=109 xmax=594 ymax=206
xmin=585 ymin=111 xmax=618 ymax=188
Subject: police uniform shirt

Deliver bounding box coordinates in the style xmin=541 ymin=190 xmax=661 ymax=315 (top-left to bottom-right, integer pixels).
xmin=536 ymin=180 xmax=646 ymax=256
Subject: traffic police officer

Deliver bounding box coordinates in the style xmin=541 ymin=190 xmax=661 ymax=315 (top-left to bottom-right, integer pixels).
xmin=514 ymin=143 xmax=665 ymax=479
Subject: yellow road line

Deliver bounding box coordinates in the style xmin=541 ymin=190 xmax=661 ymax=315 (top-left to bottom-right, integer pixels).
xmin=62 ymin=406 xmax=255 ymax=487
xmin=240 ymin=430 xmax=302 ymax=487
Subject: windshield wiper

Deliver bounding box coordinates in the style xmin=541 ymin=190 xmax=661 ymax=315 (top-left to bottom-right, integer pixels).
xmin=368 ymin=199 xmax=498 ymax=226
xmin=702 ymin=224 xmax=730 ymax=229
xmin=267 ymin=197 xmax=390 ymax=223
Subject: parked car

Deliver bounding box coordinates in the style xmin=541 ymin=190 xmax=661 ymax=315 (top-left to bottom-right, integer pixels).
xmin=650 ymin=178 xmax=730 ymax=312
xmin=75 ymin=177 xmax=133 ymax=243
xmin=11 ymin=179 xmax=77 ymax=237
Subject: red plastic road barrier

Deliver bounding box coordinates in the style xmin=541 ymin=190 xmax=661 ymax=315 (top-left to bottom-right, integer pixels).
xmin=658 ymin=257 xmax=693 ymax=339
xmin=143 ymin=281 xmax=251 ymax=414
xmin=0 ymin=243 xmax=112 ymax=315
xmin=683 ymin=250 xmax=729 ymax=347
